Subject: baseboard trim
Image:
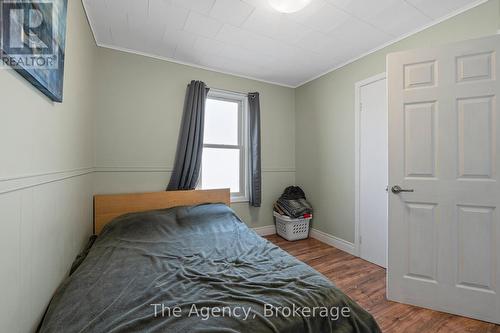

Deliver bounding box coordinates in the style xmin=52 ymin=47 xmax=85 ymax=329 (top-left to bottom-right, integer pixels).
xmin=309 ymin=228 xmax=358 ymax=256
xmin=253 ymin=225 xmax=276 ymax=236
xmin=253 ymin=225 xmax=358 ymax=256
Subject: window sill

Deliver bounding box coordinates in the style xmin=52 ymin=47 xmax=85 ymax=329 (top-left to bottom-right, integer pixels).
xmin=230 ymin=195 xmax=249 ymax=203
xmin=198 ymin=188 xmax=248 ymax=204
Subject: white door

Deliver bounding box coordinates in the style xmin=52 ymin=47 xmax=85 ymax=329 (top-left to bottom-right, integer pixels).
xmin=357 ymin=74 xmax=388 ymax=268
xmin=388 ymin=35 xmax=500 ymax=323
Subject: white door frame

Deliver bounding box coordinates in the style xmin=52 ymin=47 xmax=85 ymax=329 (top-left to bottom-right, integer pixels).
xmin=354 ymin=72 xmax=387 ymax=257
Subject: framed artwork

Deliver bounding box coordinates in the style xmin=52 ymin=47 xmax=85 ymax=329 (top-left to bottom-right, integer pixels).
xmin=0 ymin=0 xmax=68 ymax=102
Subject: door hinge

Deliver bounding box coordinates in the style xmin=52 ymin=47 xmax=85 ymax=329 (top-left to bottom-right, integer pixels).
xmin=359 ymin=102 xmax=363 ymax=111
xmin=359 ymin=235 xmax=362 ymax=244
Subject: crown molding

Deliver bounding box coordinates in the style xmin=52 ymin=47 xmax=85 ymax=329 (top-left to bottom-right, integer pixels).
xmin=296 ymin=0 xmax=490 ymax=87
xmin=83 ymin=0 xmax=489 ymax=88
xmin=95 ymin=42 xmax=296 ymax=89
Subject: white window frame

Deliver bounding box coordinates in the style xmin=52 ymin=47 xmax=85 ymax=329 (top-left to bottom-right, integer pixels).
xmin=200 ymin=89 xmax=249 ymax=203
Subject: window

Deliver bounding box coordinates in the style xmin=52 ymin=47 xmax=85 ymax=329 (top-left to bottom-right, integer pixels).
xmin=200 ymin=89 xmax=248 ymax=202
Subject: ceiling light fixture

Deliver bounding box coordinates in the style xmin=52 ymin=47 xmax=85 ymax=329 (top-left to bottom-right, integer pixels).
xmin=268 ymin=0 xmax=312 ymax=13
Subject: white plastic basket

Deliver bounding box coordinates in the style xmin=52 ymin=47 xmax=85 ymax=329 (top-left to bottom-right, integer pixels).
xmin=273 ymin=211 xmax=312 ymax=241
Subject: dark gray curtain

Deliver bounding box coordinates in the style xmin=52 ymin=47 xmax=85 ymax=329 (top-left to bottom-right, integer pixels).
xmin=167 ymin=81 xmax=209 ymax=190
xmin=248 ymin=92 xmax=262 ymax=207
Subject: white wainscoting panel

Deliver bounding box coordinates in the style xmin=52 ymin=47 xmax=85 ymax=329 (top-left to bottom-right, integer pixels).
xmin=0 ymin=173 xmax=93 ymax=333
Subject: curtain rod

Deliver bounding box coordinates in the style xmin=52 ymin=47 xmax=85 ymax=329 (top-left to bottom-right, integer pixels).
xmin=207 ymin=87 xmax=249 ymax=97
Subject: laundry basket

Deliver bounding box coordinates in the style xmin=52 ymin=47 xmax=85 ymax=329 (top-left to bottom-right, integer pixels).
xmin=273 ymin=211 xmax=312 ymax=241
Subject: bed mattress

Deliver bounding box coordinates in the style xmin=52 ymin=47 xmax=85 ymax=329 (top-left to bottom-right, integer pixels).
xmin=39 ymin=204 xmax=380 ymax=333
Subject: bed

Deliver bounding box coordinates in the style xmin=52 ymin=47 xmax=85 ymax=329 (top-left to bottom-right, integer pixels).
xmin=38 ymin=189 xmax=380 ymax=333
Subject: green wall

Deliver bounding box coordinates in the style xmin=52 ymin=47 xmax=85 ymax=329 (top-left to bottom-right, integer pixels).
xmin=93 ymin=48 xmax=296 ymax=228
xmin=295 ymin=0 xmax=500 ymax=243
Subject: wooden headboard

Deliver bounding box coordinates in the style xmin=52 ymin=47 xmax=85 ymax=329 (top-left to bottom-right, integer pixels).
xmin=93 ymin=189 xmax=230 ymax=234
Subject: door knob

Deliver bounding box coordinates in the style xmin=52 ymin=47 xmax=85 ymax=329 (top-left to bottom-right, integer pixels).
xmin=391 ymin=185 xmax=414 ymax=194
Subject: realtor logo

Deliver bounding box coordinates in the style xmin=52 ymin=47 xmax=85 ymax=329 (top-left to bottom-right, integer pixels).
xmin=1 ymin=1 xmax=57 ymax=69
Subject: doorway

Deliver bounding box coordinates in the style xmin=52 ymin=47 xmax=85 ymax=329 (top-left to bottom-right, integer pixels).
xmin=355 ymin=73 xmax=388 ymax=268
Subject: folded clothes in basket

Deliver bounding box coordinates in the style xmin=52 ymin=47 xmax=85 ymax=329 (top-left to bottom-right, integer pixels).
xmin=274 ymin=186 xmax=313 ymax=218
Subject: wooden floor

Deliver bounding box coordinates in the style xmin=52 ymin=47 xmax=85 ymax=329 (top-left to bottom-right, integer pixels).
xmin=265 ymin=235 xmax=500 ymax=333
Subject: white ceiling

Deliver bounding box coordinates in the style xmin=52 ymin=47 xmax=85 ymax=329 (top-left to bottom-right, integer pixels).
xmin=83 ymin=0 xmax=484 ymax=87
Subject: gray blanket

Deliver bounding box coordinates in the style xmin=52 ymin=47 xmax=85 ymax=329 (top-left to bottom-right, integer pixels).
xmin=39 ymin=204 xmax=380 ymax=333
